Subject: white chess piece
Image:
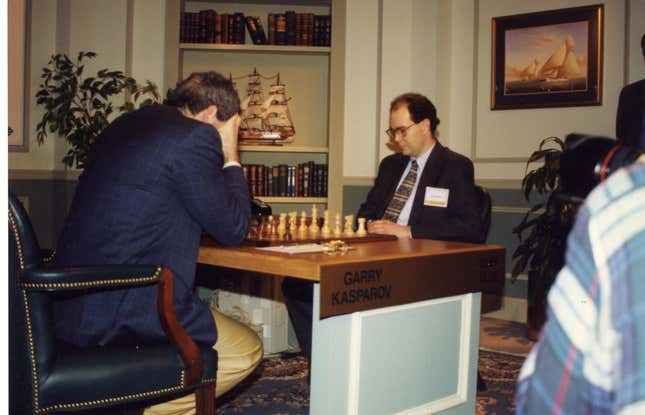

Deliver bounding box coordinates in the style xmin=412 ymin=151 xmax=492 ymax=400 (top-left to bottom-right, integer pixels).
xmin=277 ymin=213 xmax=287 ymax=240
xmin=321 ymin=210 xmax=331 ymax=237
xmin=309 ymin=205 xmax=319 ymax=234
xmin=299 ymin=210 xmax=308 ymax=234
xmin=344 ymin=214 xmax=355 ymax=237
xmin=333 ymin=213 xmax=342 ymax=237
xmin=356 ymin=217 xmax=367 ymax=237
xmin=288 ymin=211 xmax=298 ymax=234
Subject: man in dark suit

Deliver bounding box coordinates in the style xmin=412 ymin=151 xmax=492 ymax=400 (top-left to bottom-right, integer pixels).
xmin=358 ymin=92 xmax=481 ymax=241
xmin=283 ymin=92 xmax=482 ymax=362
xmin=616 ymin=33 xmax=645 ymax=150
xmin=53 ymin=72 xmax=262 ymax=414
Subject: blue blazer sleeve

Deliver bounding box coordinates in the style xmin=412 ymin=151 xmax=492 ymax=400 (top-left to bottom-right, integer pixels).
xmin=172 ymin=123 xmax=251 ymax=246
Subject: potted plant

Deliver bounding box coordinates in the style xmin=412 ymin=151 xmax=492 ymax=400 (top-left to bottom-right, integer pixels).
xmin=36 ymin=51 xmax=160 ymax=169
xmin=511 ymin=136 xmax=577 ymax=340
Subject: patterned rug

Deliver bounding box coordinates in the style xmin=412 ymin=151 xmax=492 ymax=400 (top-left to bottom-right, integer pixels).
xmin=217 ymin=348 xmax=526 ymax=415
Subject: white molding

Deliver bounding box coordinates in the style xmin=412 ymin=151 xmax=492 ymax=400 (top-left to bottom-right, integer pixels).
xmin=492 ymin=206 xmax=545 ymax=214
xmin=8 ymin=169 xmax=81 ymax=181
xmin=347 ymin=313 xmax=362 ymax=415
xmin=475 ymin=179 xmax=522 ymax=189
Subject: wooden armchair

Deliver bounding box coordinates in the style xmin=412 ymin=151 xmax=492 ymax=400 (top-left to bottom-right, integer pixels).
xmin=9 ymin=193 xmax=217 ymax=414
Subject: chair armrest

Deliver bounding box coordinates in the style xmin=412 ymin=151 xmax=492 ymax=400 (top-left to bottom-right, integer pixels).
xmin=157 ymin=268 xmax=204 ymax=385
xmin=20 ymin=265 xmax=162 ymax=291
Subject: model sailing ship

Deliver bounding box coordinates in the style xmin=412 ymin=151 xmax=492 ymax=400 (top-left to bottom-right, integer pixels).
xmin=239 ymin=69 xmax=295 ymax=145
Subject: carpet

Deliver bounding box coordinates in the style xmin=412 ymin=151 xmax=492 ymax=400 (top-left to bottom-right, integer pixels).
xmin=217 ymin=348 xmax=526 ymax=415
xmin=216 ymin=318 xmax=533 ymax=414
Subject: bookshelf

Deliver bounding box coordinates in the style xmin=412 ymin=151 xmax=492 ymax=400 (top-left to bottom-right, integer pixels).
xmin=165 ymin=0 xmax=344 ymax=214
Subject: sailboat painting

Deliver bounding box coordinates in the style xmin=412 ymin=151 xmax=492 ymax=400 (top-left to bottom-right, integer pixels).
xmin=238 ymin=69 xmax=295 ymax=145
xmin=491 ymin=5 xmax=603 ymax=110
xmin=504 ymin=23 xmax=587 ymax=93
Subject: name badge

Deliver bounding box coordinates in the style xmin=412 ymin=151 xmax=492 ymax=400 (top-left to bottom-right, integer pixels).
xmin=424 ymin=187 xmax=449 ymax=208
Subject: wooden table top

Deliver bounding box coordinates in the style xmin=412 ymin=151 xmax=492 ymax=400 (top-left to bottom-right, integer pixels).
xmin=199 ymin=238 xmax=504 ymax=282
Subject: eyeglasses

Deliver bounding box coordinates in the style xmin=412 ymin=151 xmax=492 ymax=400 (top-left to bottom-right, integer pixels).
xmin=385 ymin=123 xmax=417 ymax=139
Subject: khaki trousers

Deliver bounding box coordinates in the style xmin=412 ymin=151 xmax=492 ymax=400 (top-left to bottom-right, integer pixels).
xmin=144 ymin=306 xmax=263 ymax=415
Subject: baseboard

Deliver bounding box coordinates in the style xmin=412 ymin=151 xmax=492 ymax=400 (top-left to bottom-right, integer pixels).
xmin=483 ymin=296 xmax=527 ymax=323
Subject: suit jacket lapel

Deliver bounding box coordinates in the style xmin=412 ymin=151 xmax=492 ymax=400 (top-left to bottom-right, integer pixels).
xmin=409 ymin=142 xmax=446 ymax=224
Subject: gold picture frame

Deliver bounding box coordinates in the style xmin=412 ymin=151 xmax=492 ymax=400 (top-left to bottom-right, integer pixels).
xmin=491 ymin=4 xmax=603 ymax=110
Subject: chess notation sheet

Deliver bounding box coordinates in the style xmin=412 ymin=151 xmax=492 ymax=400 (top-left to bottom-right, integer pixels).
xmin=254 ymin=243 xmax=326 ymax=254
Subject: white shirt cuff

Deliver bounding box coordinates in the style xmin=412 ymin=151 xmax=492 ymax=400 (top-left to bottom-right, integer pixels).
xmin=223 ymin=160 xmax=242 ymax=169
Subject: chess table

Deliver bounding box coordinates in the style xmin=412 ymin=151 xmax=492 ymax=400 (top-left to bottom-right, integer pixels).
xmin=198 ymin=237 xmax=505 ymax=414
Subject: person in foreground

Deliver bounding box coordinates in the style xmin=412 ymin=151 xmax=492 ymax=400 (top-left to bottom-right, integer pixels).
xmin=53 ymin=71 xmax=263 ymax=414
xmin=283 ymin=92 xmax=482 ymax=360
xmin=516 ymin=159 xmax=645 ymax=414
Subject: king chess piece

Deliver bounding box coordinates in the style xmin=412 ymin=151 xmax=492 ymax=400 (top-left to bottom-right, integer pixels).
xmin=356 ymin=217 xmax=367 ymax=237
xmin=309 ymin=205 xmax=320 ymax=235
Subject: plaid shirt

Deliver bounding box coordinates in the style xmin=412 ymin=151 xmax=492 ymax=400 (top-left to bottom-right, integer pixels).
xmin=516 ymin=161 xmax=645 ymax=415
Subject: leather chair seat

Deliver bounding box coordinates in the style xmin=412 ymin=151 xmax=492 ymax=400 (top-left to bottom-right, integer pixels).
xmin=39 ymin=342 xmax=217 ymax=411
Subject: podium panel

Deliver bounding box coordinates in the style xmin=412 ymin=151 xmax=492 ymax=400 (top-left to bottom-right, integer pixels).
xmin=310 ymin=285 xmax=480 ymax=415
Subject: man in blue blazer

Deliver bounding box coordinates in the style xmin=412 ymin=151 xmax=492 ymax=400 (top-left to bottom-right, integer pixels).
xmin=53 ymin=72 xmax=262 ymax=412
xmin=283 ymin=92 xmax=482 ymax=362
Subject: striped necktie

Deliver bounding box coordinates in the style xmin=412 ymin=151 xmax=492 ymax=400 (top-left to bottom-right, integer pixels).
xmin=382 ymin=160 xmax=418 ymax=222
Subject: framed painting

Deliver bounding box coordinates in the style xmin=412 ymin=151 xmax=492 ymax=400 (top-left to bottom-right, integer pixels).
xmin=491 ymin=4 xmax=603 ymax=110
xmin=9 ymin=0 xmax=28 ymax=151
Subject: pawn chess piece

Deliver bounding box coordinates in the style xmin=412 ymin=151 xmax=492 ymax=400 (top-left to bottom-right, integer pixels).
xmin=356 ymin=217 xmax=367 ymax=237
xmin=344 ymin=214 xmax=355 ymax=237
xmin=309 ymin=205 xmax=320 ymax=234
xmin=321 ymin=210 xmax=331 ymax=238
xmin=333 ymin=213 xmax=342 ymax=237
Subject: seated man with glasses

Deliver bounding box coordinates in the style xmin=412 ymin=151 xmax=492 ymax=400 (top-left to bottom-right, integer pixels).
xmin=282 ymin=92 xmax=482 ymax=364
xmin=357 ymin=92 xmax=481 ymax=240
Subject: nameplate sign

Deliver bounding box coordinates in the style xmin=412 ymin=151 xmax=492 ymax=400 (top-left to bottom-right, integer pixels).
xmin=318 ymin=247 xmax=505 ymax=318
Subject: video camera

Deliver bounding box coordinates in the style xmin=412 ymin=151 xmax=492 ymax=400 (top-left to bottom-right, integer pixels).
xmin=558 ymin=133 xmax=643 ymax=203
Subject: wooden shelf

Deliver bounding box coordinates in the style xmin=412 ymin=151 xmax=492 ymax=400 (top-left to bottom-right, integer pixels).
xmin=258 ymin=197 xmax=327 ymax=204
xmin=240 ymin=145 xmax=328 ymax=153
xmin=180 ymin=43 xmax=330 ymax=55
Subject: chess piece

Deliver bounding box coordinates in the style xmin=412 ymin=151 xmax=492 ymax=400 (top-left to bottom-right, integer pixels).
xmin=356 ymin=217 xmax=367 ymax=237
xmin=268 ymin=215 xmax=278 ymax=240
xmin=309 ymin=205 xmax=320 ymax=234
xmin=344 ymin=214 xmax=355 ymax=237
xmin=288 ymin=211 xmax=298 ymax=237
xmin=278 ymin=213 xmax=287 ymax=240
xmin=321 ymin=210 xmax=331 ymax=238
xmin=333 ymin=213 xmax=342 ymax=237
xmin=298 ymin=210 xmax=308 ymax=234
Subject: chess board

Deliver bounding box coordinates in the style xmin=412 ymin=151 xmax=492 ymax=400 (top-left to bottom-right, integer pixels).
xmin=241 ymin=232 xmax=398 ymax=247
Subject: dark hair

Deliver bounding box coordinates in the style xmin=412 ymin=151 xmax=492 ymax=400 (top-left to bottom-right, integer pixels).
xmin=390 ymin=93 xmax=440 ymax=136
xmin=641 ymin=33 xmax=645 ymax=58
xmin=169 ymin=71 xmax=240 ymax=121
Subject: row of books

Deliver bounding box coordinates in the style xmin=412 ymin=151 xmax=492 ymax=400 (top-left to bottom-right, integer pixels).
xmin=181 ymin=10 xmax=245 ymax=44
xmin=242 ymin=162 xmax=328 ymax=198
xmin=180 ymin=10 xmax=331 ymax=47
